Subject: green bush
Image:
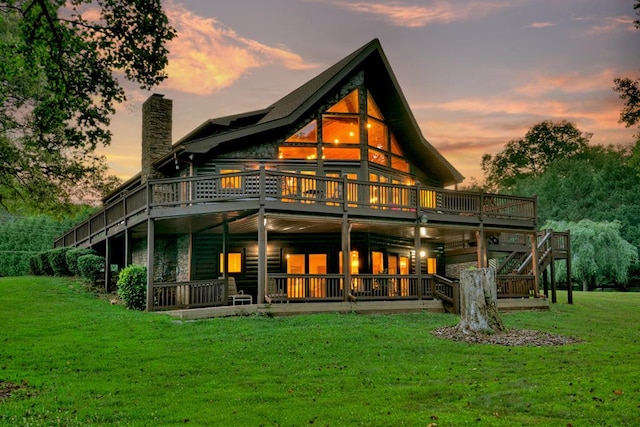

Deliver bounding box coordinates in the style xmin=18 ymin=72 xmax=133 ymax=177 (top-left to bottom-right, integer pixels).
xmin=29 ymin=254 xmax=43 ymax=275
xmin=38 ymin=251 xmax=54 ymax=276
xmin=77 ymin=254 xmax=105 ymax=286
xmin=66 ymin=248 xmax=97 ymax=276
xmin=117 ymin=265 xmax=147 ymax=310
xmin=48 ymin=247 xmax=72 ymax=276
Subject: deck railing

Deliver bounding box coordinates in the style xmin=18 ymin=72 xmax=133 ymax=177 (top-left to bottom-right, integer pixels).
xmin=55 ymin=169 xmax=536 ymax=248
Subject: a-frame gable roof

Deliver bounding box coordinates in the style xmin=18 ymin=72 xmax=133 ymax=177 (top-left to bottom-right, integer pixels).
xmin=174 ymin=39 xmax=463 ymax=186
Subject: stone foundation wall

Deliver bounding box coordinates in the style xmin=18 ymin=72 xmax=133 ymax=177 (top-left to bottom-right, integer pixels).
xmin=130 ymin=235 xmax=191 ymax=282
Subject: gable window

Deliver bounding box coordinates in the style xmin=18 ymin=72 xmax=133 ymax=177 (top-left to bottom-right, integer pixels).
xmin=277 ymin=88 xmax=411 ymax=174
xmin=286 ymin=120 xmax=317 ymax=143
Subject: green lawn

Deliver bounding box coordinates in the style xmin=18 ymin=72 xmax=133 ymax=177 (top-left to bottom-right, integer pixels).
xmin=1 ymin=276 xmax=639 ymax=426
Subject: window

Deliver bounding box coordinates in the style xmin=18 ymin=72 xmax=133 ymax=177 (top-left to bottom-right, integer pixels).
xmin=220 ymin=169 xmax=241 ymax=189
xmin=367 ymin=91 xmax=383 ymax=120
xmin=286 ymin=120 xmax=317 ymax=142
xmin=220 ymin=252 xmax=242 ymax=273
xmin=367 ymin=119 xmax=388 ymax=150
xmin=322 ymin=116 xmax=359 ymax=144
xmin=372 ymin=251 xmax=384 ymax=274
xmin=327 ymin=89 xmax=359 ymax=113
xmin=427 ymin=258 xmax=437 ymax=275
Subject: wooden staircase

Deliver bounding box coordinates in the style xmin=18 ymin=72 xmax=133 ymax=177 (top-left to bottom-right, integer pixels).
xmin=437 ymin=230 xmax=571 ymax=312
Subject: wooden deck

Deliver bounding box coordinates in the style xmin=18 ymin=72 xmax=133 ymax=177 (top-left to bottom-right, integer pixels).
xmin=55 ymin=168 xmax=537 ymax=248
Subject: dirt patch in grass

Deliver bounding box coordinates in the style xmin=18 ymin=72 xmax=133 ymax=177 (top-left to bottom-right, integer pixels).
xmin=433 ymin=327 xmax=582 ymax=346
xmin=0 ymin=380 xmax=30 ymax=400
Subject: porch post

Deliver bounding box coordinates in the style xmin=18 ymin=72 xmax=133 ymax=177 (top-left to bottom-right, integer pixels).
xmin=342 ymin=214 xmax=351 ymax=302
xmin=258 ymin=208 xmax=267 ymax=304
xmin=104 ymin=236 xmax=111 ymax=292
xmin=146 ymin=218 xmax=155 ymax=311
xmin=529 ymin=233 xmax=540 ymax=296
xmin=222 ymin=221 xmax=229 ymax=301
xmin=475 ymin=228 xmax=488 ymax=268
xmin=414 ymin=222 xmax=422 ymax=299
xmin=124 ymin=228 xmax=131 ymax=266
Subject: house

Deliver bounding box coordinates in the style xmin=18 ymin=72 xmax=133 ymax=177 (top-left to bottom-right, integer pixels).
xmin=56 ymin=39 xmax=571 ymax=315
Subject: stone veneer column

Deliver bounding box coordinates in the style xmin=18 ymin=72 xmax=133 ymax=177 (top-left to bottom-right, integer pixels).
xmin=141 ymin=94 xmax=172 ymax=183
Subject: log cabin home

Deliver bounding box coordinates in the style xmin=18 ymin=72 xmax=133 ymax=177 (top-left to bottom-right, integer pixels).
xmin=55 ymin=39 xmax=571 ymax=316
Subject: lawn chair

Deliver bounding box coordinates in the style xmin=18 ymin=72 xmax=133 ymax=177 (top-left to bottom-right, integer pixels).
xmin=224 ymin=276 xmax=252 ymax=305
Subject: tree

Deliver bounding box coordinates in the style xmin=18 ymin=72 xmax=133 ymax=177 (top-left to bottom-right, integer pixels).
xmin=612 ymin=1 xmax=639 ymax=136
xmin=0 ymin=1 xmax=175 ymax=214
xmin=481 ymin=120 xmax=591 ymax=192
xmin=513 ymin=145 xmax=640 ymax=250
xmin=543 ymin=219 xmax=638 ymax=291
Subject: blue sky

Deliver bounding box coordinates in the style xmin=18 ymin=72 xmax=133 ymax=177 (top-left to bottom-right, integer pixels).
xmin=102 ymin=0 xmax=639 ymax=183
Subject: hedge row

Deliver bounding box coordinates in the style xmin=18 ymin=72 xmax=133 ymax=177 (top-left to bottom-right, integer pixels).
xmin=30 ymin=247 xmax=105 ymax=287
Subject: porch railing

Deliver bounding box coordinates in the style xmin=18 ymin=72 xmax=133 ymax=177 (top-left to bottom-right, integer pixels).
xmin=267 ymin=273 xmax=434 ymax=301
xmin=151 ymin=279 xmax=225 ymax=311
xmin=54 ymin=169 xmax=536 ymax=248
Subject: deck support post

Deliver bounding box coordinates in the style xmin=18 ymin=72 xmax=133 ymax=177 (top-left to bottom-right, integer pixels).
xmin=146 ymin=218 xmax=155 ymax=311
xmin=550 ymin=247 xmax=557 ymax=304
xmin=415 ymin=222 xmax=422 ymax=299
xmin=258 ymin=208 xmax=267 ymax=304
xmin=342 ymin=214 xmax=351 ymax=302
xmin=529 ymin=233 xmax=540 ymax=296
xmin=566 ymin=231 xmax=573 ymax=304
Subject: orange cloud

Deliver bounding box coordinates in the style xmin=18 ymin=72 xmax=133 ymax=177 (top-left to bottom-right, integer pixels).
xmin=329 ymin=0 xmax=510 ymax=27
xmin=160 ymin=1 xmax=318 ymax=95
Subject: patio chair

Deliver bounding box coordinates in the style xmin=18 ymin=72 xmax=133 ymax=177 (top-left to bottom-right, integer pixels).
xmin=224 ymin=276 xmax=253 ymax=305
xmin=265 ymin=278 xmax=287 ymax=304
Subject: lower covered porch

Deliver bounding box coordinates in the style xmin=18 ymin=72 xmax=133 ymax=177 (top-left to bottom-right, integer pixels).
xmin=125 ymin=208 xmax=545 ymax=314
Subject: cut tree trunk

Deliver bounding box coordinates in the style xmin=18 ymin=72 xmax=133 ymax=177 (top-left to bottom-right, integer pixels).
xmin=456 ymin=268 xmax=506 ymax=335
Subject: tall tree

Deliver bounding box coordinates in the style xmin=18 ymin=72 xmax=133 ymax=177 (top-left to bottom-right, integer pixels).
xmin=0 ymin=1 xmax=175 ymax=214
xmin=481 ymin=120 xmax=591 ymax=192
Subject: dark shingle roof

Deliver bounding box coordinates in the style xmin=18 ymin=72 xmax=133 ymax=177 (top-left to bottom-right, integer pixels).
xmin=171 ymin=39 xmax=463 ymax=186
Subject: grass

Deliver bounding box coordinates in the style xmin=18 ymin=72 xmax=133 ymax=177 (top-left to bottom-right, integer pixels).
xmin=0 ymin=276 xmax=639 ymax=426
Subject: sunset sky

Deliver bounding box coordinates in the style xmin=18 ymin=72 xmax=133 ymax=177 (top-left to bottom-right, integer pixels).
xmin=102 ymin=0 xmax=639 ymax=183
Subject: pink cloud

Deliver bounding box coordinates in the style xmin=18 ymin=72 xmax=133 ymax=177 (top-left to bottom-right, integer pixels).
xmin=160 ymin=2 xmax=318 ymax=95
xmin=583 ymin=15 xmax=636 ymax=34
xmin=329 ymin=0 xmax=510 ymax=27
xmin=528 ymin=22 xmax=555 ymax=29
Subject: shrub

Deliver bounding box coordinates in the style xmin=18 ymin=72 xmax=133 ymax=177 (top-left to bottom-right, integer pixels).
xmin=29 ymin=254 xmax=43 ymax=276
xmin=48 ymin=247 xmax=72 ymax=276
xmin=117 ymin=265 xmax=147 ymax=310
xmin=38 ymin=251 xmax=54 ymax=276
xmin=66 ymin=248 xmax=97 ymax=276
xmin=77 ymin=254 xmax=105 ymax=286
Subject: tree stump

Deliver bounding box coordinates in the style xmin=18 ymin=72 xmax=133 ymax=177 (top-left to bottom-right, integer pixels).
xmin=456 ymin=268 xmax=507 ymax=335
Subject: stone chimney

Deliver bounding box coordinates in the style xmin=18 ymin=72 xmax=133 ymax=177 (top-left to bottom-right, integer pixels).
xmin=141 ymin=94 xmax=172 ymax=183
